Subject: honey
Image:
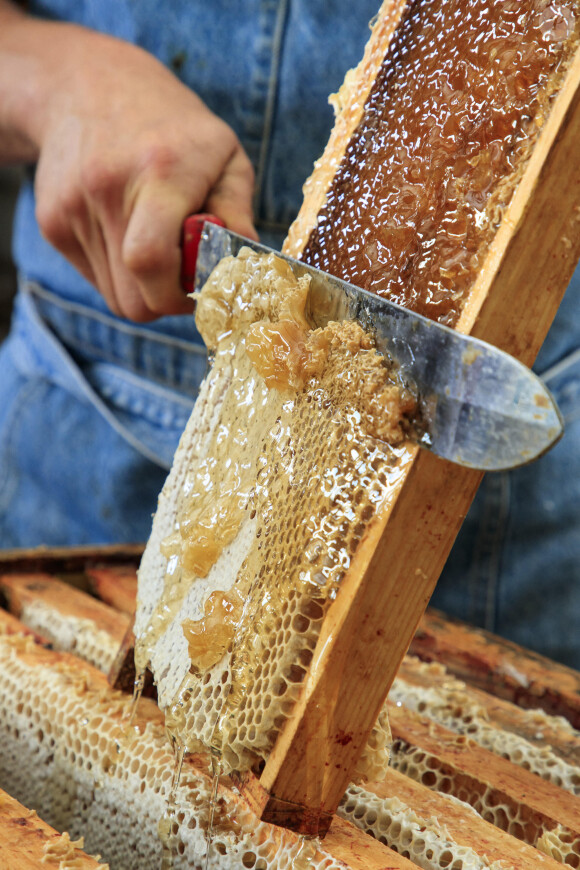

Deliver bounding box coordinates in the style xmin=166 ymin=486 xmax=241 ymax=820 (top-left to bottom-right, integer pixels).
xmin=135 ymin=0 xmax=580 ymax=783
xmin=245 ymin=320 xmax=311 ymax=390
xmin=302 ymin=0 xmax=579 ymax=325
xmin=182 ymin=589 xmax=244 ymax=673
xmin=135 ymin=247 xmax=414 ymax=773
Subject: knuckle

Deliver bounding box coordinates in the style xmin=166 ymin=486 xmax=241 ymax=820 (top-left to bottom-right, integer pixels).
xmin=35 ymin=198 xmax=70 ymax=248
xmin=80 ymin=156 xmax=122 ymax=201
xmin=139 ymin=141 xmax=180 ymax=181
xmin=123 ymin=236 xmax=174 ymax=278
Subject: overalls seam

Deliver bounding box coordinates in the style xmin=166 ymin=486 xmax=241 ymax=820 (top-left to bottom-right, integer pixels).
xmin=253 ymin=0 xmax=290 ymax=219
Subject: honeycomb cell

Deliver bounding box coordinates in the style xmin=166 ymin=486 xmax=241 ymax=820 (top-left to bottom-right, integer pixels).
xmin=0 ymin=632 xmax=355 ymax=869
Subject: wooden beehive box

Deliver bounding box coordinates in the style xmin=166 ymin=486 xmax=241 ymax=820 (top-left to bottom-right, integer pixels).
xmin=0 ymin=547 xmax=579 ymax=869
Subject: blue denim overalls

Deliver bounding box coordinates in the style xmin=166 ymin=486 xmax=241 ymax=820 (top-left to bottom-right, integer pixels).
xmin=1 ymin=0 xmax=579 ymax=666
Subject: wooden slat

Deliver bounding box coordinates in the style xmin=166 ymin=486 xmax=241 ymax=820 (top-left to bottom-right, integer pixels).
xmin=0 ymin=573 xmax=130 ymax=672
xmin=86 ymin=564 xmax=138 ymax=615
xmin=396 ymin=654 xmax=580 ymax=769
xmin=0 ymin=573 xmax=130 ymax=641
xmin=411 ymin=609 xmax=580 ymax=728
xmin=3 ymin=562 xmax=580 ymax=866
xmin=0 ymin=607 xmax=48 ymax=644
xmin=255 ymin=22 xmax=580 ymax=834
xmin=363 ymin=769 xmax=564 ymax=870
xmin=0 ymin=543 xmax=143 ymax=576
xmin=0 ymin=789 xmax=103 ymax=870
xmin=0 ymin=621 xmax=413 ymax=870
xmin=318 ymin=816 xmax=416 ymax=869
xmin=388 ymin=703 xmax=580 ymax=848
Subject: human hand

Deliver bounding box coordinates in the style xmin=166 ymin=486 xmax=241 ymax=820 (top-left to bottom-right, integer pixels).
xmin=9 ymin=19 xmax=257 ymax=321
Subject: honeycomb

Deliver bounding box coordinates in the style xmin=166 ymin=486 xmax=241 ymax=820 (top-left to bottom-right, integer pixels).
xmin=353 ymin=705 xmax=393 ymax=784
xmin=42 ymin=831 xmax=109 ymax=869
xmin=16 ymin=598 xmax=120 ymax=673
xmin=339 ymin=783 xmax=505 ymax=870
xmin=389 ymin=659 xmax=580 ymax=795
xmin=389 ymin=737 xmax=580 ymax=865
xmin=302 ymin=0 xmax=580 ymax=325
xmin=135 ymin=0 xmax=580 ymax=792
xmin=135 ymin=248 xmax=415 ymax=774
xmin=0 ymin=630 xmax=348 ymax=870
xmin=538 ymin=825 xmax=580 ymax=866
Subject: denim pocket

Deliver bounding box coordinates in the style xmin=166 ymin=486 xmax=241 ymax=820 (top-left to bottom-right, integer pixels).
xmin=12 ymin=284 xmax=201 ymax=469
xmin=84 ymin=360 xmax=194 ymax=468
xmin=0 ymin=335 xmax=168 ymax=547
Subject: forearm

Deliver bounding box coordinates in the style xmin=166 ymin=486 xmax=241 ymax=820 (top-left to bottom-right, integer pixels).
xmin=0 ymin=0 xmax=43 ymax=163
xmin=0 ymin=3 xmax=134 ymax=165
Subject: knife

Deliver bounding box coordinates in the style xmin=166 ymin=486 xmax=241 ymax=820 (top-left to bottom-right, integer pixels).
xmin=181 ymin=215 xmax=563 ymax=472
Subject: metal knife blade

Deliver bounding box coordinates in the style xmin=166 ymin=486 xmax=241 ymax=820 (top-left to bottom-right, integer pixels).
xmin=189 ymin=219 xmax=563 ymax=472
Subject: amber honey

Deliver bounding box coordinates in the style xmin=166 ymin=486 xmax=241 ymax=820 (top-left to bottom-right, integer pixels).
xmin=182 ymin=589 xmax=245 ymax=673
xmin=302 ymin=0 xmax=578 ymax=325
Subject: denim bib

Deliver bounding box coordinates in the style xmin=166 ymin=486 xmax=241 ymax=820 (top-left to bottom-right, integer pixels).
xmin=3 ymin=1 xmax=580 ymax=668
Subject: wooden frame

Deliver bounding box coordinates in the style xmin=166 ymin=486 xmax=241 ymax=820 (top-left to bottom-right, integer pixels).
xmin=250 ymin=15 xmax=580 ymax=837
xmin=411 ymin=609 xmax=580 ymax=728
xmin=0 ymin=790 xmax=104 ymax=870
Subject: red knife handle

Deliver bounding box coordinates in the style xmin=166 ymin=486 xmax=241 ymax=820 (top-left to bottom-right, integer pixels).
xmin=180 ymin=213 xmax=226 ymax=295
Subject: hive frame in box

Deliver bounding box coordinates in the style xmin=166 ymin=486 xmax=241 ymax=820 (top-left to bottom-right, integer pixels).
xmin=1 ymin=549 xmax=579 ymax=868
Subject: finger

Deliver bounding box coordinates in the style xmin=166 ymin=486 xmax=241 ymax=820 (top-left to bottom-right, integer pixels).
xmin=69 ymin=210 xmax=131 ymax=317
xmin=205 ymin=146 xmax=258 ymax=241
xmin=35 ymin=174 xmax=99 ymax=291
xmin=96 ymin=210 xmax=161 ymax=322
xmin=121 ymin=181 xmax=196 ymax=318
xmin=35 ymin=155 xmax=129 ymax=318
xmin=36 ymin=191 xmax=126 ymax=316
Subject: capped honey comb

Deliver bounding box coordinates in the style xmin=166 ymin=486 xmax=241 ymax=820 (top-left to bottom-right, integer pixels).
xmin=0 ymin=630 xmax=350 ymax=870
xmin=1 ymin=626 xmax=566 ymax=870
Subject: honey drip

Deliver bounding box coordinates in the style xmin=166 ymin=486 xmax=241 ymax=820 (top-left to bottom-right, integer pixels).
xmin=158 ymin=740 xmax=186 ymax=870
xmin=203 ymin=754 xmax=222 ymax=870
xmin=127 ymin=667 xmax=146 ymax=729
xmin=302 ymin=0 xmax=579 ymax=325
xmin=290 ymin=837 xmax=321 ymax=869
